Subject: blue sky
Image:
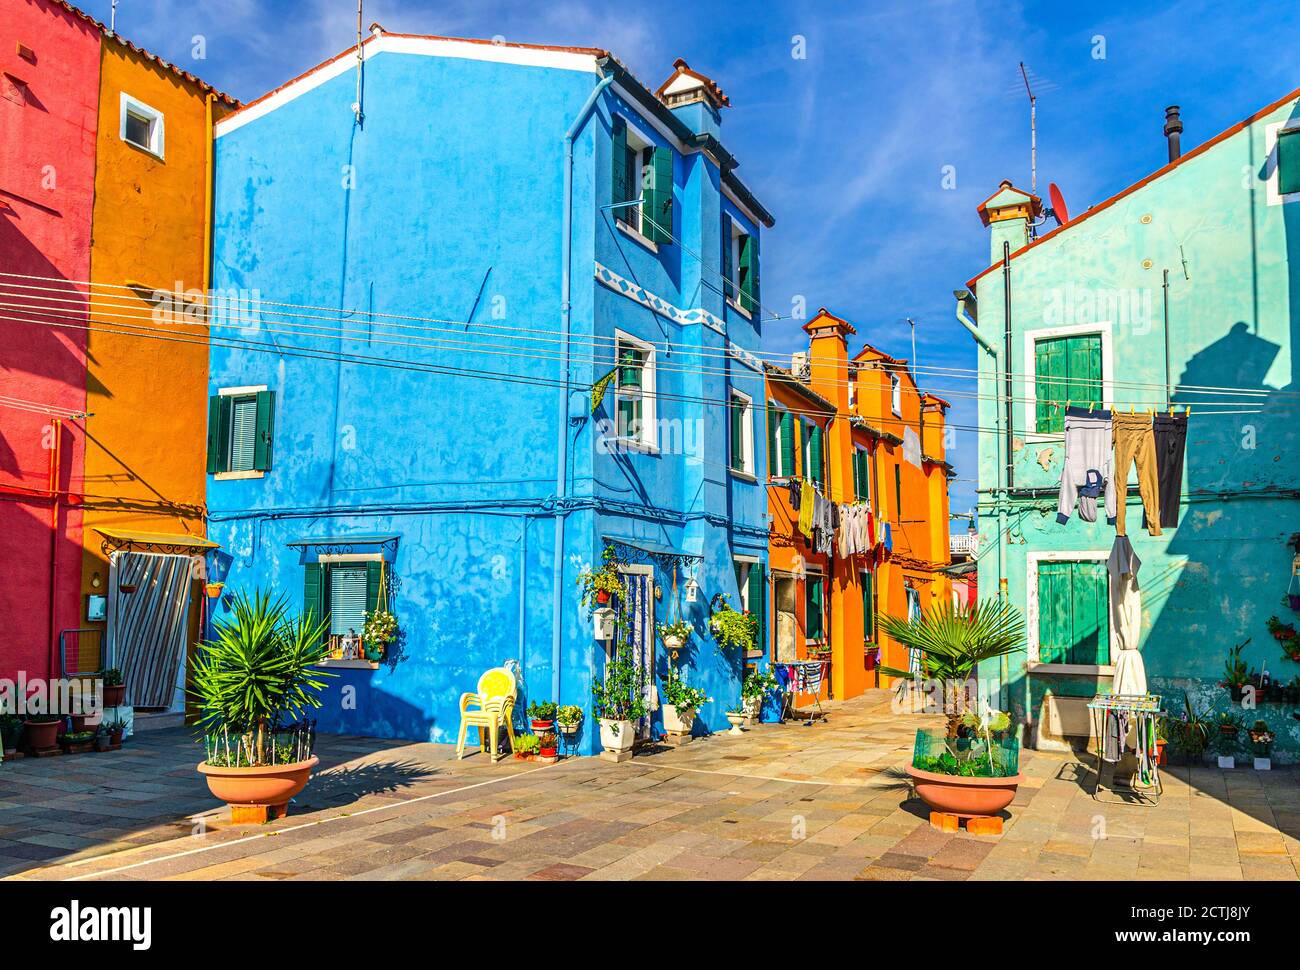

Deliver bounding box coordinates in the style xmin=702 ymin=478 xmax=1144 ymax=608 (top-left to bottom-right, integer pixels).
xmin=82 ymin=0 xmax=1300 ymax=516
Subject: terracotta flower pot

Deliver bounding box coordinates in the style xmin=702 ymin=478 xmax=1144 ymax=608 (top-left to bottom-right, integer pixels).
xmin=530 ymin=720 xmax=554 ymax=734
xmin=23 ymin=719 xmax=61 ymax=751
xmin=101 ymin=684 xmax=126 ymax=708
xmin=595 ymin=589 xmax=612 ymax=605
xmin=905 ymin=764 xmax=1023 ymax=819
xmin=197 ymin=756 xmax=319 ymax=820
xmin=539 ymin=745 xmax=557 ymax=758
xmin=205 ymin=582 xmax=225 ymax=599
xmin=1155 ymin=739 xmax=1168 ymax=766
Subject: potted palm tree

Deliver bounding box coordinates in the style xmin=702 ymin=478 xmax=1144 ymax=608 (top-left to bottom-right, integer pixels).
xmin=880 ymin=600 xmax=1026 ymax=819
xmin=190 ymin=591 xmax=333 ymax=823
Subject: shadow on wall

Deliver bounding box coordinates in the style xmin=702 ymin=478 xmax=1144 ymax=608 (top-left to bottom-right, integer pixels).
xmin=1139 ymin=104 xmax=1300 ymax=774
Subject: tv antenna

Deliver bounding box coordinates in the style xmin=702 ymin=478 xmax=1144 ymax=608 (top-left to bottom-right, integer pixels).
xmin=1019 ymin=62 xmax=1037 ymax=194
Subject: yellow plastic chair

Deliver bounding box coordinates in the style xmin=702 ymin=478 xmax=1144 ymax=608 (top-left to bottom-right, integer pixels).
xmin=456 ymin=666 xmax=518 ymax=762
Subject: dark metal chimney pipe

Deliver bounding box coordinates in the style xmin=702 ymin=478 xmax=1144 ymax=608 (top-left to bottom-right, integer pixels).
xmin=1164 ymin=105 xmax=1183 ymax=163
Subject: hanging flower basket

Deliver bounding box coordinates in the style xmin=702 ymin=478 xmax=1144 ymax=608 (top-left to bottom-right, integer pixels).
xmin=205 ymin=582 xmax=225 ymax=599
xmin=118 ymin=581 xmax=139 ymax=595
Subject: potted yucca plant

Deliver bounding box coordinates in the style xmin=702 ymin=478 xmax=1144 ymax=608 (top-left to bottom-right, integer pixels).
xmin=190 ymin=591 xmax=333 ymax=823
xmin=880 ymin=600 xmax=1026 ymax=819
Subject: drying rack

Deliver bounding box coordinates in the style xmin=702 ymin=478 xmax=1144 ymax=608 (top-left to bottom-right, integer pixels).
xmin=773 ymin=661 xmax=829 ymax=726
xmin=1087 ymin=693 xmax=1164 ymax=806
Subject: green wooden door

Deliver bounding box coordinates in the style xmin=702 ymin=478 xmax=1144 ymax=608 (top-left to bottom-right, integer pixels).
xmin=1037 ymin=560 xmax=1109 ymax=665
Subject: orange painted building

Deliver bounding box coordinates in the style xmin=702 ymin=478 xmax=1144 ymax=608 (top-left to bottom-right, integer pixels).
xmin=75 ymin=25 xmax=236 ymax=708
xmin=764 ymin=309 xmax=953 ymax=701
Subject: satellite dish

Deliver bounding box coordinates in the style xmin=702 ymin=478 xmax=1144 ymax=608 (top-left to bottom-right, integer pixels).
xmin=1048 ymin=182 xmax=1070 ymax=226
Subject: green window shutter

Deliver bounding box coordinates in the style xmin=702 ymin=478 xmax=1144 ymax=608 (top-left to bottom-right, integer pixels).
xmin=810 ymin=424 xmax=824 ymax=486
xmin=806 ymin=576 xmax=823 ymax=641
xmin=611 ymin=115 xmax=628 ymax=205
xmin=1035 ymin=337 xmax=1065 ymax=433
xmin=206 ymin=395 xmax=222 ymax=473
xmin=894 ymin=464 xmax=902 ymax=519
xmin=730 ymin=397 xmax=744 ymax=472
xmin=721 ymin=215 xmax=733 ymax=301
xmin=747 ymin=562 xmax=766 ymax=651
xmin=1280 ymin=129 xmax=1300 ymax=196
xmin=779 ymin=410 xmax=795 ymax=477
xmin=1065 ymin=335 xmax=1103 ymax=410
xmin=738 ymin=233 xmax=756 ymax=312
xmin=859 ymin=450 xmax=871 ymax=503
xmin=253 ymin=390 xmax=275 ymax=472
xmin=329 ymin=564 xmax=369 ymax=637
xmin=862 ymin=571 xmax=874 ymax=642
xmin=303 ymin=562 xmax=327 ymax=641
xmin=1038 ymin=561 xmax=1109 ymax=665
xmin=645 ymin=145 xmax=673 ymax=244
xmin=366 ymin=561 xmax=384 ymax=615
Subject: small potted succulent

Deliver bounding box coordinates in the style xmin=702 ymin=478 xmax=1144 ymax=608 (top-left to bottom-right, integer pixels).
xmin=1248 ymin=720 xmax=1275 ymax=770
xmin=537 ymin=732 xmax=559 ymax=760
xmin=660 ymin=667 xmax=709 ymax=737
xmin=105 ymin=718 xmax=127 ymax=749
xmin=101 ymin=668 xmax=126 ymax=708
xmin=578 ymin=545 xmax=627 ymax=608
xmin=1214 ymin=710 xmax=1243 ymax=769
xmin=527 ymin=700 xmax=557 ymax=734
xmin=513 ymin=734 xmax=540 ymax=760
xmin=709 ymin=595 xmax=758 ymax=653
xmin=1220 ymin=640 xmax=1254 ymax=703
xmin=657 ymin=617 xmax=693 ymax=654
xmin=556 ymin=705 xmax=584 ymax=737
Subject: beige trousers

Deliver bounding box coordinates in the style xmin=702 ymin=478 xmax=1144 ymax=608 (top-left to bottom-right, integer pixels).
xmin=1113 ymin=414 xmax=1162 ymax=536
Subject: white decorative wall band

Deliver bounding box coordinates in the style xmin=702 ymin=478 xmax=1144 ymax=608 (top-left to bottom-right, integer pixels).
xmin=726 ymin=342 xmax=763 ymax=373
xmin=594 ymin=262 xmax=726 ymax=335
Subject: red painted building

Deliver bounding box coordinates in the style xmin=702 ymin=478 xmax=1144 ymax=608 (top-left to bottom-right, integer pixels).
xmin=0 ymin=0 xmax=100 ymax=680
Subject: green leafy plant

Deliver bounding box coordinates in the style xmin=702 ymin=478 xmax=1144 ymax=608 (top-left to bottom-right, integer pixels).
xmin=556 ymin=704 xmax=584 ymax=727
xmin=741 ymin=667 xmax=777 ymax=702
xmin=0 ymin=713 xmax=22 ymax=748
xmin=537 ymin=732 xmax=558 ymax=750
xmin=527 ymin=700 xmax=557 ymax=721
xmin=577 ymin=546 xmax=628 ymax=609
xmin=1221 ymin=639 xmax=1254 ymax=693
xmin=514 ymin=734 xmax=540 ymax=755
xmin=58 ymin=730 xmax=96 ymax=744
xmin=660 ymin=667 xmax=710 ymax=711
xmin=1167 ymin=695 xmax=1211 ymax=758
xmin=105 ymin=718 xmax=127 ymax=734
xmin=102 ymin=668 xmax=124 ymax=688
xmin=710 ymin=596 xmax=758 ymax=652
xmin=188 ymin=590 xmax=334 ymax=767
xmin=362 ymin=609 xmax=398 ymax=653
xmin=591 ymin=643 xmax=648 ymax=731
xmin=879 ymin=600 xmax=1026 ymax=739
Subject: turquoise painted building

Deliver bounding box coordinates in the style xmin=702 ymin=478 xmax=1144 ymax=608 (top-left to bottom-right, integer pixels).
xmin=204 ymin=31 xmax=774 ymax=751
xmin=960 ymin=89 xmax=1300 ymax=760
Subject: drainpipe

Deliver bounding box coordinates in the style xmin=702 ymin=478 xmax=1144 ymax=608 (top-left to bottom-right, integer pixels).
xmin=554 ymin=74 xmax=614 ymax=703
xmin=47 ymin=418 xmax=63 ymax=679
xmin=1001 ymin=241 xmax=1014 ymax=494
xmin=955 ymin=291 xmax=1007 ymax=709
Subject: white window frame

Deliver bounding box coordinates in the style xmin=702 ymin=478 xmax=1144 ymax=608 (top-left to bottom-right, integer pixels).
xmin=1265 ymin=120 xmax=1300 ymax=207
xmin=1022 ymin=321 xmax=1114 ymax=442
xmin=726 ymin=218 xmax=753 ymax=320
xmin=120 ymin=92 xmax=165 ymax=159
xmin=733 ymin=554 xmax=758 ymax=611
xmin=890 ymin=372 xmax=902 ymax=417
xmin=1025 ymin=549 xmax=1116 ymax=673
xmin=729 ymin=388 xmax=755 ymax=478
xmin=612 ymin=330 xmax=657 ymax=452
xmin=214 ymin=383 xmax=267 ymax=480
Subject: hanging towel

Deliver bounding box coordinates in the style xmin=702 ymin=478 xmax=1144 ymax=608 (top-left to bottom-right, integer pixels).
xmin=866 ymin=510 xmax=876 ymax=548
xmin=798 ymin=479 xmax=814 ymax=537
xmin=788 ymin=477 xmax=801 ymax=511
xmin=1057 ymin=407 xmax=1115 ymax=525
xmin=1108 ymin=534 xmax=1147 ymax=693
xmin=883 ymin=522 xmax=893 ymax=552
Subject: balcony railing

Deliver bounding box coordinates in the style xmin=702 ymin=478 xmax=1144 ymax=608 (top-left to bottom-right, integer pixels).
xmin=949 ymin=534 xmax=979 ymax=557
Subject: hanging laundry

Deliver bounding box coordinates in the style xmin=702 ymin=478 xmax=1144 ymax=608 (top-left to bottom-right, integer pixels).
xmin=788 ymin=477 xmax=801 ymax=511
xmin=854 ymin=506 xmax=870 ymax=555
xmin=1146 ymin=412 xmax=1187 ymax=531
xmin=1108 ymin=534 xmax=1146 ymax=694
xmin=1113 ymin=412 xmax=1162 ymax=537
xmin=883 ymin=522 xmax=893 ymax=552
xmin=866 ymin=509 xmax=876 ymax=548
xmin=836 ymin=503 xmax=854 ymax=557
xmin=798 ymin=479 xmax=814 ymax=538
xmin=1056 ymin=406 xmax=1115 ymax=526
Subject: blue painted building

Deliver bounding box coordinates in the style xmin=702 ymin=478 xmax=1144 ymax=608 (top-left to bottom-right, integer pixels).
xmin=205 ymin=30 xmax=775 ymax=751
